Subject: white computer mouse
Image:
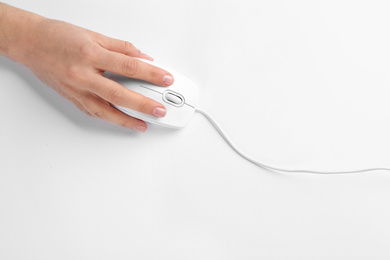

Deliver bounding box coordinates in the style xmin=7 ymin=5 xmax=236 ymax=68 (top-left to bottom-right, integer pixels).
xmin=107 ymin=61 xmax=199 ymax=129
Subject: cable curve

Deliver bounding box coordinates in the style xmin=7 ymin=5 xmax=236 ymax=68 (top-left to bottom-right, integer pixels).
xmin=195 ymin=108 xmax=390 ymax=174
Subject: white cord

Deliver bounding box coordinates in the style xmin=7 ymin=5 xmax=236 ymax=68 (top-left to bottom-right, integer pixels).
xmin=196 ymin=108 xmax=390 ymax=174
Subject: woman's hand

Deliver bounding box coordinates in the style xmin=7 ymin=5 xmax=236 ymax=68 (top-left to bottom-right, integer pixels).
xmin=0 ymin=3 xmax=173 ymax=132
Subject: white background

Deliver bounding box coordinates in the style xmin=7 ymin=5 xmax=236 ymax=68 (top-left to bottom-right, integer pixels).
xmin=1 ymin=0 xmax=390 ymax=259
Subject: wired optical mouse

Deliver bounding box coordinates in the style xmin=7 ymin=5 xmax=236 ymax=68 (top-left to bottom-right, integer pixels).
xmin=108 ymin=61 xmax=199 ymax=128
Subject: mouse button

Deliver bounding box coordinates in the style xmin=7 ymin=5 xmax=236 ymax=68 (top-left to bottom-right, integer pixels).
xmin=165 ymin=93 xmax=183 ymax=104
xmin=162 ymin=91 xmax=184 ymax=107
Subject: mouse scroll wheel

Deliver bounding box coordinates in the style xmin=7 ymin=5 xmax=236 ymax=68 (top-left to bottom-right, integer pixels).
xmin=163 ymin=91 xmax=185 ymax=107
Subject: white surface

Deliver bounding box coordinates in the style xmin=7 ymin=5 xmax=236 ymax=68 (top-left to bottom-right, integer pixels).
xmin=1 ymin=0 xmax=390 ymax=259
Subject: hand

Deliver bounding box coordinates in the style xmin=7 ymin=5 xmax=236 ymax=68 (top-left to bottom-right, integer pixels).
xmin=0 ymin=4 xmax=174 ymax=132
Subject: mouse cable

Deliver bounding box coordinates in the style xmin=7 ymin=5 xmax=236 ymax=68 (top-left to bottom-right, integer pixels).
xmin=195 ymin=108 xmax=390 ymax=174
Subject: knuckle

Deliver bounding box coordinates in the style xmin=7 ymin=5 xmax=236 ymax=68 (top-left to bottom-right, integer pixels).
xmin=118 ymin=120 xmax=131 ymax=128
xmin=122 ymin=58 xmax=138 ymax=77
xmin=107 ymin=89 xmax=125 ymax=105
xmin=91 ymin=109 xmax=105 ymax=119
xmin=79 ymin=41 xmax=98 ymax=61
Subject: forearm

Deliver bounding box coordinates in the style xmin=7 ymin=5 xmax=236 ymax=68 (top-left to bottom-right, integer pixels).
xmin=0 ymin=3 xmax=45 ymax=64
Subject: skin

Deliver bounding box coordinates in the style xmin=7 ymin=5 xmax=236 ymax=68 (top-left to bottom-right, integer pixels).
xmin=0 ymin=3 xmax=174 ymax=132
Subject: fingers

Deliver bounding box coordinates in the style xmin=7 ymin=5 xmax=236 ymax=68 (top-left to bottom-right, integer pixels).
xmin=93 ymin=34 xmax=174 ymax=86
xmin=95 ymin=34 xmax=154 ymax=61
xmin=78 ymin=94 xmax=148 ymax=132
xmin=74 ymin=33 xmax=174 ymax=131
xmin=95 ymin=49 xmax=174 ymax=87
xmin=89 ymin=75 xmax=167 ymax=118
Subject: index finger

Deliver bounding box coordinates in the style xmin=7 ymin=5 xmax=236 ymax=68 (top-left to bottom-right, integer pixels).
xmin=96 ymin=48 xmax=174 ymax=87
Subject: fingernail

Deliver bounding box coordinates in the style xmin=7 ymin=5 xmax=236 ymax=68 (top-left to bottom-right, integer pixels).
xmin=153 ymin=107 xmax=166 ymax=117
xmin=134 ymin=125 xmax=147 ymax=132
xmin=141 ymin=52 xmax=154 ymax=61
xmin=163 ymin=75 xmax=174 ymax=86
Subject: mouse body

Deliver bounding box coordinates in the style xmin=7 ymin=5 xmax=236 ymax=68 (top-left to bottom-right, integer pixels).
xmin=111 ymin=62 xmax=199 ymax=128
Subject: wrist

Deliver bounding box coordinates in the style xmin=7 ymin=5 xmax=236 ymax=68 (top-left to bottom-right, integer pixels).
xmin=0 ymin=3 xmax=46 ymax=64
